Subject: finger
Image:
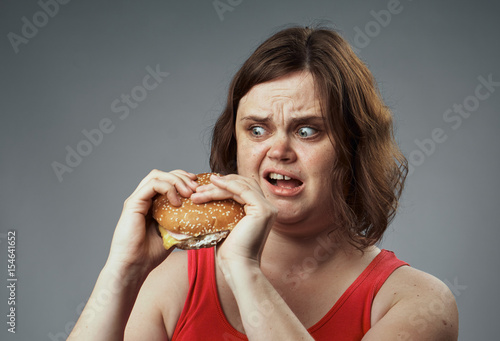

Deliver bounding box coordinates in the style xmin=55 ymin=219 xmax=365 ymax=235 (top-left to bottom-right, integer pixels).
xmin=191 ymin=175 xmax=265 ymax=209
xmin=172 ymin=170 xmax=199 ymax=190
xmin=193 ymin=183 xmax=215 ymax=193
xmin=166 ymin=173 xmax=198 ymax=199
xmin=212 ymin=174 xmax=262 ymax=192
xmin=124 ymin=178 xmax=179 ymax=215
xmin=190 ymin=185 xmax=233 ymax=203
xmin=132 ymin=169 xmax=198 ymax=198
xmin=191 ymin=175 xmax=238 ymax=197
xmin=210 ymin=175 xmax=263 ymax=203
xmin=126 ymin=170 xmax=199 ymax=213
xmin=134 ymin=169 xmax=197 ymax=193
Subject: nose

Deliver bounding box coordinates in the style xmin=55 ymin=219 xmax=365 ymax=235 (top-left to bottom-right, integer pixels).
xmin=266 ymin=134 xmax=297 ymax=163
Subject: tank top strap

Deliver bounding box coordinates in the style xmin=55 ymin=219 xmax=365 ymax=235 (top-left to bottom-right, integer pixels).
xmin=308 ymin=249 xmax=409 ymax=339
xmin=172 ymin=248 xmax=247 ymax=340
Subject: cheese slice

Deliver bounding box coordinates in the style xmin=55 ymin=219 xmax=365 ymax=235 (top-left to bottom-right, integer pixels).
xmin=157 ymin=225 xmax=230 ymax=250
xmin=158 ymin=226 xmax=180 ymax=250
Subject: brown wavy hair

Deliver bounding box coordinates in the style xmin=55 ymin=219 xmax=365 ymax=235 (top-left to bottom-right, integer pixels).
xmin=210 ymin=26 xmax=408 ymax=249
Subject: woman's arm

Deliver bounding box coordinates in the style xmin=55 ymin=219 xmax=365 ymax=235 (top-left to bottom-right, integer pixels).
xmin=124 ymin=251 xmax=189 ymax=340
xmin=220 ymin=258 xmax=314 ymax=340
xmin=67 ymin=260 xmax=159 ymax=340
xmin=364 ymin=266 xmax=459 ymax=341
xmin=192 ymin=174 xmax=314 ymax=340
xmin=68 ymin=169 xmax=198 ymax=341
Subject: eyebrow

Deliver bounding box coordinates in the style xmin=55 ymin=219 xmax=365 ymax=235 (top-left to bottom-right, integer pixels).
xmin=239 ymin=114 xmax=325 ymax=125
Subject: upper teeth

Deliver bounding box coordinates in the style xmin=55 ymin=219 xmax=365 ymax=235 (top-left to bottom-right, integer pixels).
xmin=269 ymin=173 xmax=291 ymax=180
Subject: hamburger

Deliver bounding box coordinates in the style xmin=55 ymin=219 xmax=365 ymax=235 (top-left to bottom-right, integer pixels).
xmin=152 ymin=173 xmax=245 ymax=250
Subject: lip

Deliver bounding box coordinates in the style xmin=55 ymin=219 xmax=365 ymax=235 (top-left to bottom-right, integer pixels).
xmin=262 ymin=168 xmax=304 ymax=197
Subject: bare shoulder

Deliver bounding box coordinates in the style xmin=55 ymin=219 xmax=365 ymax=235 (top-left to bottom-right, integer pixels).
xmin=125 ymin=250 xmax=189 ymax=340
xmin=368 ymin=265 xmax=459 ymax=341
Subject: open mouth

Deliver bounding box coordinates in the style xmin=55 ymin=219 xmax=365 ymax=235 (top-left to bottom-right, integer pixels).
xmin=266 ymin=172 xmax=303 ymax=189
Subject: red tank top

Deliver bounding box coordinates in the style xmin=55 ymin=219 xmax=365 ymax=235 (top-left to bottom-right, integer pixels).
xmin=172 ymin=248 xmax=408 ymax=340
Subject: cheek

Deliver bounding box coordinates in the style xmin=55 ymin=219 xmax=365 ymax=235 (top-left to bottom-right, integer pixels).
xmin=236 ymin=140 xmax=268 ymax=174
xmin=300 ymin=145 xmax=335 ymax=175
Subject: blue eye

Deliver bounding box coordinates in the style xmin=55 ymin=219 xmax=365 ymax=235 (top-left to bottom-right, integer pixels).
xmin=251 ymin=126 xmax=266 ymax=136
xmin=297 ymin=127 xmax=317 ymax=138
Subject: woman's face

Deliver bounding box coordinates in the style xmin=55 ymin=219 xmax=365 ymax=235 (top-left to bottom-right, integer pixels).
xmin=235 ymin=71 xmax=337 ymax=236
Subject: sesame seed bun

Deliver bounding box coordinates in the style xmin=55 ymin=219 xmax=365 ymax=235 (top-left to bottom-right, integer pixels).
xmin=152 ymin=173 xmax=245 ymax=250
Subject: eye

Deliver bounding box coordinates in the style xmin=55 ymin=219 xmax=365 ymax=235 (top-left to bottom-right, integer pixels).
xmin=251 ymin=126 xmax=266 ymax=136
xmin=297 ymin=127 xmax=317 ymax=138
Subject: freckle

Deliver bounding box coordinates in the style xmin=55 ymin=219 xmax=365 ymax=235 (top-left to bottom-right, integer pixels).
xmin=442 ymin=320 xmax=447 ymax=326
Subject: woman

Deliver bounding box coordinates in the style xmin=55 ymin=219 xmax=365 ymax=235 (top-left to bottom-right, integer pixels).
xmin=69 ymin=26 xmax=458 ymax=340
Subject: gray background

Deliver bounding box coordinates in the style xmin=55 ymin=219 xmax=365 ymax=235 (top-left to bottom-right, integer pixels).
xmin=1 ymin=0 xmax=499 ymax=340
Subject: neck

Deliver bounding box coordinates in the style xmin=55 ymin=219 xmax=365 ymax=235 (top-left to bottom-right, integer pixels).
xmin=261 ymin=227 xmax=351 ymax=274
xmin=260 ymin=228 xmax=380 ymax=293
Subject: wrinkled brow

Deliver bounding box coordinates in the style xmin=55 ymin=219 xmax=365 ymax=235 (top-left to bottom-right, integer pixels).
xmin=239 ymin=114 xmax=325 ymax=125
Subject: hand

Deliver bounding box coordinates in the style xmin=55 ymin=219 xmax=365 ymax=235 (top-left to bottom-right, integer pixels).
xmin=106 ymin=169 xmax=199 ymax=276
xmin=191 ymin=174 xmax=277 ymax=268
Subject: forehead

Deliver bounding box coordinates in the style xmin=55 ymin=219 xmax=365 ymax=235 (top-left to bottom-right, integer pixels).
xmin=238 ymin=71 xmax=321 ymax=115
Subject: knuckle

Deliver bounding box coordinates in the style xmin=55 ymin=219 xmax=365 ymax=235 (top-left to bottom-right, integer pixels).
xmin=239 ymin=183 xmax=252 ymax=192
xmin=170 ymin=178 xmax=187 ymax=191
xmin=171 ymin=169 xmax=190 ymax=179
xmin=161 ymin=182 xmax=175 ymax=194
xmin=123 ymin=196 xmax=132 ymax=209
xmin=171 ymin=176 xmax=182 ymax=185
xmin=153 ymin=179 xmax=171 ymax=193
xmin=146 ymin=168 xmax=161 ymax=179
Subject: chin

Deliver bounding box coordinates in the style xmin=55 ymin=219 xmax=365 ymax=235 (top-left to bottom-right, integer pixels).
xmin=275 ymin=204 xmax=334 ymax=233
xmin=274 ymin=208 xmax=309 ymax=227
